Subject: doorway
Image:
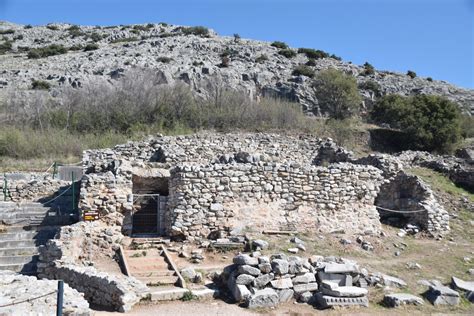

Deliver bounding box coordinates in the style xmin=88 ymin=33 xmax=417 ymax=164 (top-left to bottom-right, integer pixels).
xmin=131 ymin=174 xmax=169 ymax=236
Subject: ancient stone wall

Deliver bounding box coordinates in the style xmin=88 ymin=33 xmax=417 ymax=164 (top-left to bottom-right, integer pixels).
xmin=375 ymin=172 xmax=449 ymax=234
xmin=0 ymin=173 xmax=69 ymax=202
xmin=37 ymin=222 xmax=148 ymax=312
xmin=167 ymin=162 xmax=383 ymax=240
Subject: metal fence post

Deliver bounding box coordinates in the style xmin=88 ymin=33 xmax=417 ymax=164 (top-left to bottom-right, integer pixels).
xmin=71 ymin=172 xmax=75 ymax=212
xmin=53 ymin=162 xmax=58 ymax=179
xmin=56 ymin=280 xmax=64 ymax=316
xmin=3 ymin=175 xmax=7 ymax=201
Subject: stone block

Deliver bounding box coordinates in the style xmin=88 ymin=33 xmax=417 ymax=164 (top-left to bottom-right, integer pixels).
xmin=246 ymin=288 xmax=279 ymax=309
xmin=292 ymin=272 xmax=316 ymax=285
xmin=293 ymin=282 xmax=319 ymax=294
xmin=253 ymin=273 xmax=274 ymax=289
xmin=324 ymin=263 xmax=358 ymax=274
xmin=383 ymin=293 xmax=424 ymax=307
xmin=314 ymin=293 xmax=369 ymax=308
xmin=270 ymin=278 xmax=293 ymax=289
xmin=237 ymin=265 xmax=261 ymax=276
xmin=271 ymin=259 xmax=289 ymax=275
xmin=234 ymin=254 xmax=259 ymax=266
xmin=426 ymin=282 xmax=460 ymax=306
xmin=318 ymin=271 xmax=352 ymax=286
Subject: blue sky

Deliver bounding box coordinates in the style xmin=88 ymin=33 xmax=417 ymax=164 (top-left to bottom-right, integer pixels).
xmin=1 ymin=0 xmax=473 ymax=88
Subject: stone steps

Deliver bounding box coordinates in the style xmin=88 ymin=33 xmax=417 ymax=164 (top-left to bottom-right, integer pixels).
xmin=0 ymin=260 xmax=38 ymax=273
xmin=125 ymin=247 xmax=179 ymax=288
xmin=136 ymin=276 xmax=179 ymax=286
xmin=0 ymin=247 xmax=38 ymax=256
xmin=0 ymin=239 xmax=42 ymax=248
xmin=0 ymin=229 xmax=57 ymax=240
xmin=0 ymin=254 xmax=39 ymax=265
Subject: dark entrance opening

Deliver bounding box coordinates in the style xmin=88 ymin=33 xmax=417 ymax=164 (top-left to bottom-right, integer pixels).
xmin=132 ymin=174 xmax=169 ymax=236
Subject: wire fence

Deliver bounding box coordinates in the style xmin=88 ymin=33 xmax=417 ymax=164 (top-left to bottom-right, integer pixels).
xmin=376 ymin=205 xmax=426 ymax=214
xmin=0 ymin=290 xmax=56 ymax=308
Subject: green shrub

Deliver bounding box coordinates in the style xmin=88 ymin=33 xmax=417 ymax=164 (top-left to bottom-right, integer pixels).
xmin=362 ymin=62 xmax=375 ymax=76
xmin=297 ymin=48 xmax=327 ymax=59
xmin=181 ymin=291 xmax=198 ymax=301
xmin=219 ymin=56 xmax=230 ymax=67
xmin=0 ymin=29 xmax=15 ymax=35
xmin=233 ymin=33 xmax=241 ymax=43
xmin=69 ymin=45 xmax=83 ymax=51
xmin=24 ymin=25 xmax=33 ymax=29
xmin=278 ymin=49 xmax=296 ymax=58
xmin=14 ymin=34 xmax=24 ymax=40
xmin=358 ymin=80 xmax=381 ymax=96
xmin=110 ymin=37 xmax=139 ymax=43
xmin=83 ymin=43 xmax=99 ymax=51
xmin=407 ymin=70 xmax=417 ymax=79
xmin=158 ymin=22 xmax=168 ymax=27
xmin=306 ymin=59 xmax=316 ymax=66
xmin=371 ymin=94 xmax=461 ymax=152
xmin=182 ymin=26 xmax=209 ymax=37
xmin=46 ymin=24 xmax=59 ymax=31
xmin=157 ymin=56 xmax=173 ymax=63
xmin=27 ymin=44 xmax=68 ymax=59
xmin=271 ymin=41 xmax=288 ymax=49
xmin=313 ymin=68 xmax=362 ymax=119
xmin=292 ymin=65 xmax=315 ymax=78
xmin=220 ymin=47 xmax=238 ymax=57
xmin=67 ymin=25 xmax=84 ymax=37
xmin=427 ymin=77 xmax=433 ymax=82
xmin=0 ymin=40 xmax=12 ymax=54
xmin=460 ymin=115 xmax=474 ymax=138
xmin=89 ymin=32 xmax=103 ymax=42
xmin=31 ymin=80 xmax=51 ymax=90
xmin=255 ymin=54 xmax=268 ymax=63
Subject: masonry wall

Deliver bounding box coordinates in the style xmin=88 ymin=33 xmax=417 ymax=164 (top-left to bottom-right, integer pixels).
xmin=0 ymin=174 xmax=68 ymax=202
xmin=167 ymin=162 xmax=384 ymax=240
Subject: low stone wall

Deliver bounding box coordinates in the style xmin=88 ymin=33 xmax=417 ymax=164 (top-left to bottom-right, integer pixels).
xmin=375 ymin=172 xmax=449 ymax=234
xmin=38 ymin=222 xmax=148 ymax=312
xmin=0 ymin=173 xmax=69 ymax=202
xmin=42 ymin=264 xmax=148 ymax=312
xmin=0 ymin=271 xmax=90 ymax=315
xmin=167 ymin=162 xmax=384 ymax=240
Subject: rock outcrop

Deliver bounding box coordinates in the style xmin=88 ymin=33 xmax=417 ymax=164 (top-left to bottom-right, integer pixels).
xmin=0 ymin=21 xmax=473 ymax=115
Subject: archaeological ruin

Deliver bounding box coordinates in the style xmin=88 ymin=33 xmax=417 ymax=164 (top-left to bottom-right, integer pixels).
xmin=78 ymin=132 xmax=451 ymax=239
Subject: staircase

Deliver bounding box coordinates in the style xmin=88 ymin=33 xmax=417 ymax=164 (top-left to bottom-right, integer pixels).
xmin=0 ymin=200 xmax=77 ymax=275
xmin=124 ymin=247 xmax=180 ymax=287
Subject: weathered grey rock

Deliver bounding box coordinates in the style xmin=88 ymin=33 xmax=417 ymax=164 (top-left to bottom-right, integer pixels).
xmin=246 ymin=288 xmax=279 ymax=309
xmin=238 ymin=265 xmax=261 ymax=276
xmin=292 ymin=272 xmax=316 ymax=285
xmin=293 ymin=282 xmax=319 ymax=294
xmin=271 ymin=259 xmax=289 ymax=275
xmin=236 ymin=274 xmax=256 ymax=285
xmin=382 ymin=274 xmax=407 ymax=288
xmin=234 ymin=254 xmax=259 ymax=266
xmin=232 ymin=284 xmax=251 ymax=302
xmin=324 ymin=263 xmax=358 ymax=274
xmin=426 ymin=281 xmax=460 ymax=306
xmin=297 ymin=291 xmax=314 ymax=303
xmin=270 ymin=278 xmax=293 ymax=289
xmin=318 ymin=271 xmax=352 ymax=286
xmin=180 ymin=267 xmax=197 ymax=280
xmin=466 ymin=291 xmax=474 ymax=303
xmin=384 ymin=293 xmax=424 ymax=307
xmin=314 ymin=293 xmax=369 ymax=308
xmin=253 ymin=273 xmax=274 ymax=289
xmin=451 ymin=276 xmax=474 ymax=292
xmin=258 ymin=263 xmax=272 ymax=273
xmin=253 ymin=239 xmax=269 ymax=250
xmin=321 ymin=285 xmax=367 ymax=298
xmin=278 ymin=289 xmax=295 ymax=303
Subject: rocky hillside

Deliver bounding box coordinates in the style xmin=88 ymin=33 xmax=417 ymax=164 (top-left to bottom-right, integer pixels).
xmin=0 ymin=21 xmax=473 ymax=115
